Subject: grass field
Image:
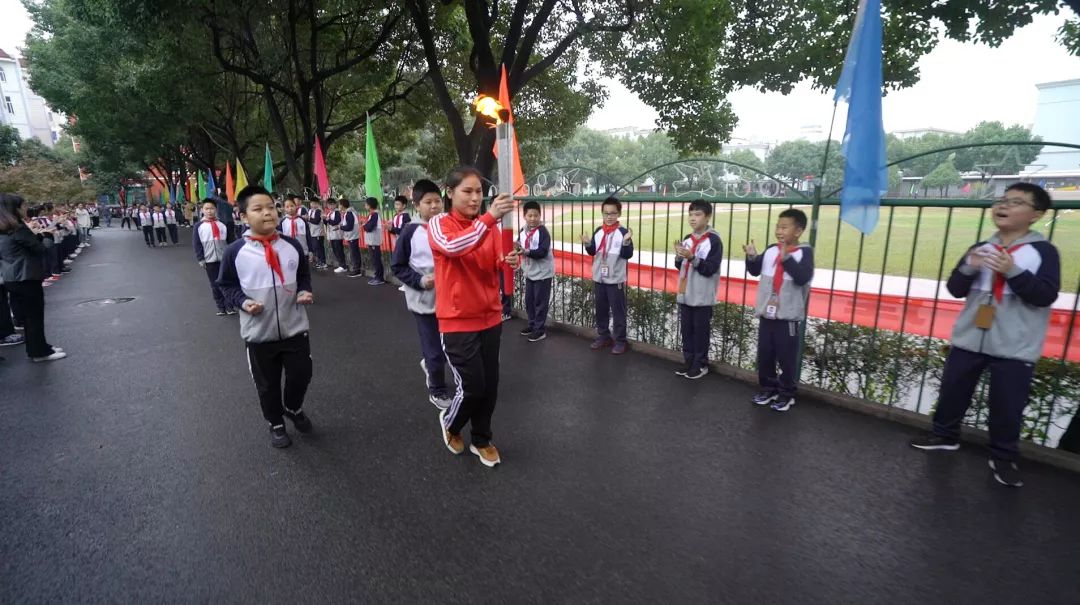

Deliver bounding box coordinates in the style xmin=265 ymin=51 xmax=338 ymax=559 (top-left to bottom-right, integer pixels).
xmin=542 ymin=203 xmax=1080 ymax=290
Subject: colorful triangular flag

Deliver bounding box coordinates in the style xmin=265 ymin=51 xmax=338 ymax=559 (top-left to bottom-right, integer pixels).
xmin=235 ymin=159 xmax=249 ymax=193
xmin=226 ymin=162 xmax=235 ymax=202
xmin=263 ymin=143 xmax=274 ymax=192
xmin=365 ymin=114 xmax=382 ymax=203
xmin=313 ymin=138 xmax=330 ymax=199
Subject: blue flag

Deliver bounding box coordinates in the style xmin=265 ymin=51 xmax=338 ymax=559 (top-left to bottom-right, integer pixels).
xmin=207 ymin=169 xmax=217 ymax=199
xmin=834 ymin=0 xmax=887 ymax=234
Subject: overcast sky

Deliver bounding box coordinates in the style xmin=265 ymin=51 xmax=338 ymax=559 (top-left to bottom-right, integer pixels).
xmin=2 ymin=2 xmax=1077 ymax=143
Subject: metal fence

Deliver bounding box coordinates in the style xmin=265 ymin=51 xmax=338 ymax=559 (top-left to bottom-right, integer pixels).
xmin=502 ymin=190 xmax=1080 ymax=453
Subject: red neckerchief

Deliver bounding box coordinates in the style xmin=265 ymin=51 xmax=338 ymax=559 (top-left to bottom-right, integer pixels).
xmin=394 ymin=212 xmax=405 ymax=228
xmin=598 ymin=222 xmax=620 ymax=255
xmin=248 ymin=233 xmax=286 ymax=284
xmin=680 ymin=232 xmax=709 ymax=280
xmin=991 ymin=243 xmax=1025 ymax=303
xmin=204 ymin=219 xmax=220 ymax=240
xmin=166 ymin=210 xmax=174 ymax=220
xmin=287 ymin=216 xmax=300 ymax=238
xmin=773 ymin=244 xmax=799 ymax=294
xmin=524 ymin=226 xmax=540 ymax=249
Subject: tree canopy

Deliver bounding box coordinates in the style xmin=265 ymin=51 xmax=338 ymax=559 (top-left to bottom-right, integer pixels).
xmin=18 ymin=0 xmax=1072 ymax=194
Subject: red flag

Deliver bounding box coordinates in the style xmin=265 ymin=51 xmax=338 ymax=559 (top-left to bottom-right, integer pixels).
xmin=314 ymin=138 xmax=330 ymax=199
xmin=493 ymin=65 xmax=527 ymax=196
xmin=226 ymin=162 xmax=235 ymax=202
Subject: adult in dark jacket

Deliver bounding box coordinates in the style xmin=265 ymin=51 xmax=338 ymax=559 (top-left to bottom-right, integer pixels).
xmin=0 ymin=194 xmax=66 ymax=362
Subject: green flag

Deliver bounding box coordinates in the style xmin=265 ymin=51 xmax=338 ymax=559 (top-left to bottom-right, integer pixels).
xmin=263 ymin=143 xmax=273 ymax=192
xmin=198 ymin=170 xmax=206 ymax=200
xmin=365 ymin=114 xmax=382 ymax=203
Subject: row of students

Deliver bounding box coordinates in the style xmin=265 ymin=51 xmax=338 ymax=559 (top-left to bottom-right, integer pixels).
xmin=135 ymin=204 xmax=180 ymax=247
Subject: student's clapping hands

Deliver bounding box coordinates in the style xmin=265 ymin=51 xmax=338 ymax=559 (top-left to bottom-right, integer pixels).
xmin=296 ymin=291 xmax=314 ymax=305
xmin=983 ymin=249 xmax=1015 ymax=275
xmin=242 ymin=299 xmax=264 ymax=315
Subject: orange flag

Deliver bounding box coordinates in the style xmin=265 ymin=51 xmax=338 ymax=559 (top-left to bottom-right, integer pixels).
xmin=493 ymin=65 xmax=526 ymax=195
xmin=226 ymin=162 xmax=235 ymax=203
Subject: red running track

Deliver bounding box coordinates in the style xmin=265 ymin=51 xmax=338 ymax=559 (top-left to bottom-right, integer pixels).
xmin=551 ymin=249 xmax=1080 ymax=363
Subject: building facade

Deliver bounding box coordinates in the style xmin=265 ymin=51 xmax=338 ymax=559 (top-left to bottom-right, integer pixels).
xmin=1026 ymin=79 xmax=1080 ymax=172
xmin=0 ymin=48 xmax=64 ymax=147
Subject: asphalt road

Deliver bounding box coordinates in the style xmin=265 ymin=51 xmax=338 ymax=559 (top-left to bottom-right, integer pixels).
xmin=2 ymin=226 xmax=1078 ymax=603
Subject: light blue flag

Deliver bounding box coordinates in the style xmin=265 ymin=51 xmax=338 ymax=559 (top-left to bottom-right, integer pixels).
xmin=834 ymin=0 xmax=887 ymax=234
xmin=207 ymin=169 xmax=217 ymax=199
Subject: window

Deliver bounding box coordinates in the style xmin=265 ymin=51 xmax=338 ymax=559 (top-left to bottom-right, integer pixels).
xmin=4 ymin=96 xmax=13 ymax=114
xmin=0 ymin=68 xmax=6 ymax=82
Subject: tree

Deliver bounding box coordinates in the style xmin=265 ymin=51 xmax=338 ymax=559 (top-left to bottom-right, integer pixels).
xmin=722 ymin=149 xmax=765 ymax=173
xmin=765 ymin=140 xmax=843 ymax=191
xmin=951 ymin=121 xmax=1042 ymax=175
xmin=0 ymin=125 xmax=20 ymax=166
xmin=921 ymin=158 xmax=962 ymax=196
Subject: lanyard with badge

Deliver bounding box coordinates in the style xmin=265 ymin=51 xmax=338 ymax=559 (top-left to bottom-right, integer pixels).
xmin=678 ymin=233 xmax=708 ymax=294
xmin=766 ymin=245 xmax=796 ymax=320
xmin=598 ymin=225 xmax=619 ymax=278
xmin=974 ymin=243 xmax=1025 ymax=330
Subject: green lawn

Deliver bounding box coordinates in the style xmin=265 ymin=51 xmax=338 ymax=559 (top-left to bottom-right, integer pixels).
xmin=545 ymin=204 xmax=1080 ymax=290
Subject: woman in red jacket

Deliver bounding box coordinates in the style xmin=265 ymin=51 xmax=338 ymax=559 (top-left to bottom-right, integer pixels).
xmin=428 ymin=166 xmax=518 ymax=468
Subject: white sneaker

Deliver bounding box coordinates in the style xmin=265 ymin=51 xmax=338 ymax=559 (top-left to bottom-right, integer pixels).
xmin=32 ymin=350 xmax=68 ymax=362
xmin=63 ymin=260 xmax=73 ymax=266
xmin=78 ymin=244 xmax=86 ymax=248
xmin=333 ymin=267 xmax=347 ymax=273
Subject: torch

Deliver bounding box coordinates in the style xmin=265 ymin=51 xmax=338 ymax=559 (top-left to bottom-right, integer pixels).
xmin=473 ymin=95 xmax=517 ymax=262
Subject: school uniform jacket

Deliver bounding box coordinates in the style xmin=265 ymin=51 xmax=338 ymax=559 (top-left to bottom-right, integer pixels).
xmin=674 ymin=229 xmax=723 ymax=307
xmin=427 ymin=210 xmax=503 ymax=333
xmin=345 ymin=209 xmax=364 ymax=242
xmin=164 ymin=209 xmax=178 ymax=225
xmin=279 ymin=215 xmax=313 ymax=255
xmin=360 ymin=211 xmax=382 ymax=247
xmin=389 ymin=212 xmax=411 ymax=236
xmin=217 ymin=233 xmax=312 ymax=344
xmin=746 ymin=243 xmax=814 ymax=321
xmin=76 ymin=209 xmax=92 ymax=228
xmin=151 ymin=212 xmax=167 ymax=229
xmin=585 ymin=225 xmax=634 ymax=284
xmin=324 ymin=209 xmax=342 ymax=240
xmin=517 ymin=225 xmax=555 ymax=281
xmin=193 ymin=219 xmax=228 ymax=263
xmin=391 ymin=220 xmax=437 ymax=315
xmin=308 ymin=207 xmax=324 ymax=237
xmin=947 ymin=231 xmax=1059 ymax=363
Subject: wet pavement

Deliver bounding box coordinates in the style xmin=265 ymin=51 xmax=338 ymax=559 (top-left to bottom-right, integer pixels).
xmin=2 ymin=227 xmax=1078 ymax=603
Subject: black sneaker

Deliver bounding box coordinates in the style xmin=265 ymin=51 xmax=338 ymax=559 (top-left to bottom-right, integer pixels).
xmin=988 ymin=459 xmax=1024 ymax=487
xmin=909 ymin=435 xmax=960 ymax=451
xmin=270 ymin=424 xmax=292 ymax=448
xmin=225 ymin=309 xmax=238 ymax=316
xmin=751 ymin=391 xmax=778 ymax=406
xmin=501 ymin=312 xmax=512 ymax=322
xmin=348 ymin=271 xmax=364 ymax=278
xmin=528 ymin=332 xmax=547 ymax=342
xmin=770 ymin=397 xmax=795 ymax=412
xmin=685 ymin=366 xmax=709 ymax=380
xmin=287 ymin=411 xmax=313 ymax=433
xmin=674 ymin=363 xmax=691 ymax=377
xmin=519 ymin=327 xmax=533 ymax=336
xmin=216 ymin=310 xmax=227 ymax=316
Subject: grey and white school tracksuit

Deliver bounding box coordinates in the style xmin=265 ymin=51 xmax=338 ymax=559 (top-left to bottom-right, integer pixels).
xmin=585 ymin=226 xmax=634 ymax=344
xmin=932 ymin=231 xmax=1060 ymax=461
xmin=280 ymin=216 xmax=313 ymax=256
xmin=746 ymin=243 xmax=815 ymax=399
xmin=192 ymin=220 xmax=229 ymax=312
xmin=390 ymin=220 xmax=447 ymax=398
xmin=518 ymin=225 xmax=555 ymax=336
xmin=674 ymin=229 xmax=724 ymax=372
xmin=217 ymin=234 xmax=314 ymax=427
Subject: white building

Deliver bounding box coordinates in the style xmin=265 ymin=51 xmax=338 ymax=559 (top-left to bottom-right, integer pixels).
xmin=600 ymin=126 xmax=654 ymax=140
xmin=1025 ymin=79 xmax=1080 ymax=172
xmin=0 ymin=48 xmax=64 ymax=147
xmin=891 ymin=127 xmax=962 ymax=140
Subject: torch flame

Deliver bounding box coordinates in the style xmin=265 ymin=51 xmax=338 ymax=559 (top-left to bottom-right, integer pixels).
xmin=473 ymin=95 xmax=505 ymax=124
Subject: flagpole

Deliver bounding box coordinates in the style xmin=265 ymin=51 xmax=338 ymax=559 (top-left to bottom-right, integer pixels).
xmin=810 ymin=100 xmax=840 ymax=250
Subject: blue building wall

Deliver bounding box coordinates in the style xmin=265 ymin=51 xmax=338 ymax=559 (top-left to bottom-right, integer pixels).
xmin=1028 ymin=79 xmax=1080 ymax=171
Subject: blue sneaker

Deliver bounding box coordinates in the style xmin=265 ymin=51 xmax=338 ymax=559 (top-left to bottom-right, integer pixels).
xmin=751 ymin=391 xmax=778 ymax=406
xmin=770 ymin=397 xmax=795 ymax=412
